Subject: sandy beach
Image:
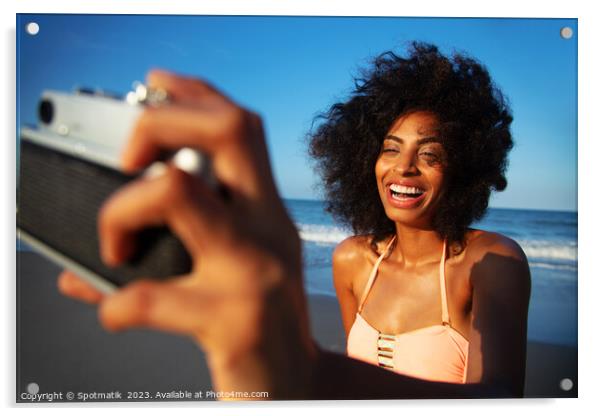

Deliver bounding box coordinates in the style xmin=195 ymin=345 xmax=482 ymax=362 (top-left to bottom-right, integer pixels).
xmin=17 ymin=250 xmax=577 ymax=400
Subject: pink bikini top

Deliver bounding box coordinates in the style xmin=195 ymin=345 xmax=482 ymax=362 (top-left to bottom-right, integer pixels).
xmin=346 ymin=236 xmax=469 ymax=384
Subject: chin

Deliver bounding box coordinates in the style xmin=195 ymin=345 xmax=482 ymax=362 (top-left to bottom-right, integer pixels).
xmin=381 ymin=199 xmax=435 ymax=230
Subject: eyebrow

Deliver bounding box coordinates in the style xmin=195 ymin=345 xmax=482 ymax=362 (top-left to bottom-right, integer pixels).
xmin=384 ymin=135 xmax=442 ymax=146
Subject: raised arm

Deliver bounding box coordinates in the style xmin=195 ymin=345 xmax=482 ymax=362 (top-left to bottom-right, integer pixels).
xmin=464 ymin=233 xmax=532 ymax=397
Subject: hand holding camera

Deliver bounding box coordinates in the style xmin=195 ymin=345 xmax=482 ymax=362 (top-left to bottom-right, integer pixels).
xmin=54 ymin=70 xmax=316 ymax=398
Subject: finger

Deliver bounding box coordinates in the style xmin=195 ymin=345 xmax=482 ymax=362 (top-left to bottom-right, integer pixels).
xmin=98 ymin=166 xmax=228 ymax=266
xmin=122 ymin=103 xmax=239 ymax=169
xmin=122 ymin=92 xmax=275 ymax=200
xmin=98 ymin=278 xmax=261 ymax=343
xmin=98 ymin=279 xmax=210 ymax=334
xmin=146 ymin=69 xmax=227 ymax=105
xmin=122 ymin=104 xmax=270 ymax=200
xmin=57 ymin=270 xmax=105 ymax=304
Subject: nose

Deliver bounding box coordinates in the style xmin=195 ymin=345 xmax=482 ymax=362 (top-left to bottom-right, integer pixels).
xmin=394 ymin=151 xmax=419 ymax=176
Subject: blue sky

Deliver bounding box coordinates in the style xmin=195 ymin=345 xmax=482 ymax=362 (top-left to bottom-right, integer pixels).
xmin=17 ymin=14 xmax=577 ymax=211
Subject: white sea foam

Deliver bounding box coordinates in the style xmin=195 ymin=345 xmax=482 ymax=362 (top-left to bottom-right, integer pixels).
xmin=517 ymin=239 xmax=577 ymax=262
xmin=297 ymin=223 xmax=351 ymax=245
xmin=297 ymin=223 xmax=578 ymax=263
xmin=529 ymin=261 xmax=577 ymax=272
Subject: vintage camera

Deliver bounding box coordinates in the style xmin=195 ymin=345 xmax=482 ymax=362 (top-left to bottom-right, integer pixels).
xmin=18 ymin=84 xmax=211 ymax=293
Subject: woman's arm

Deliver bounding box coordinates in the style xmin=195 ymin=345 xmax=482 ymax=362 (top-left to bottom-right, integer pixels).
xmin=311 ymin=349 xmax=511 ymax=399
xmin=59 ymin=69 xmax=318 ymax=399
xmin=464 ymin=233 xmax=532 ymax=397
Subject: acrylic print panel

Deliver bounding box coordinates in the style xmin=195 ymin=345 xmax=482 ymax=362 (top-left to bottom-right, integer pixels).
xmin=16 ymin=14 xmax=577 ymax=401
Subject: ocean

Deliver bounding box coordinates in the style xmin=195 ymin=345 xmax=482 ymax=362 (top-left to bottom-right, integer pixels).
xmin=285 ymin=199 xmax=578 ymax=347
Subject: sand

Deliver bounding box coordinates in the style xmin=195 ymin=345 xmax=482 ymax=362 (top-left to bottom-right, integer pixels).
xmin=17 ymin=251 xmax=577 ymax=400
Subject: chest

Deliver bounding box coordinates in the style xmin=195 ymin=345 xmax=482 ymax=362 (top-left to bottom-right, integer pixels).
xmin=353 ymin=259 xmax=473 ymax=337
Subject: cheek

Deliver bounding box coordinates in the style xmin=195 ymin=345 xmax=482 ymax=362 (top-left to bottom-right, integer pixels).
xmin=374 ymin=159 xmax=387 ymax=191
xmin=429 ymin=172 xmax=447 ymax=199
xmin=374 ymin=156 xmax=391 ymax=178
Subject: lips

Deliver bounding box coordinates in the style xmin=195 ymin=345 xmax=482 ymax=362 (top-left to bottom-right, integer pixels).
xmin=385 ymin=181 xmax=427 ymax=209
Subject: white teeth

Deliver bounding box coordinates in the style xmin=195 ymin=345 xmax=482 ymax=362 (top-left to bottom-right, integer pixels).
xmin=389 ymin=184 xmax=425 ymax=195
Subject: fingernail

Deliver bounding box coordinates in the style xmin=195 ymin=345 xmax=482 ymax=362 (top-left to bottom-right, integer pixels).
xmin=120 ymin=152 xmax=137 ymax=174
xmin=101 ymin=245 xmax=120 ymax=267
xmin=99 ymin=299 xmax=121 ymax=333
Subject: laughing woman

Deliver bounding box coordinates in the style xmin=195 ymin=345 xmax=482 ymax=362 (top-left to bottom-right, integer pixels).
xmin=309 ymin=42 xmax=531 ymax=396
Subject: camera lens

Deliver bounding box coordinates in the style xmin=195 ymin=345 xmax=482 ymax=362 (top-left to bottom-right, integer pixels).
xmin=38 ymin=99 xmax=54 ymax=125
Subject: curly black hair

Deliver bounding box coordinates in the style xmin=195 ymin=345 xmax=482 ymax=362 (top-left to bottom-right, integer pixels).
xmin=308 ymin=42 xmax=513 ymax=249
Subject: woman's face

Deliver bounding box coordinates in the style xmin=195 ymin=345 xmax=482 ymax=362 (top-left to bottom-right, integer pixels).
xmin=375 ymin=111 xmax=447 ymax=229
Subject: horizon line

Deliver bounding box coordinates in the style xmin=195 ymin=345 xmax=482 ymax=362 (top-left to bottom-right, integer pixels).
xmin=282 ymin=197 xmax=578 ymax=214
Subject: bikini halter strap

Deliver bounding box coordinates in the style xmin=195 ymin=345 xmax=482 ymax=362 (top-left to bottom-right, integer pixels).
xmin=357 ymin=236 xmax=397 ymax=314
xmin=439 ymin=239 xmax=450 ymax=326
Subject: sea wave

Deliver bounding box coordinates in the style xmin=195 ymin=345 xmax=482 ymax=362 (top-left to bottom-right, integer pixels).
xmin=297 ymin=223 xmax=351 ymax=245
xmin=518 ymin=239 xmax=577 ymax=262
xmin=528 ymin=261 xmax=577 ymax=272
xmin=297 ymin=223 xmax=577 ymax=262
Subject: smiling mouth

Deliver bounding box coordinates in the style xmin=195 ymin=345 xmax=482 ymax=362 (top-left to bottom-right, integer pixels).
xmin=388 ymin=183 xmax=426 ymax=201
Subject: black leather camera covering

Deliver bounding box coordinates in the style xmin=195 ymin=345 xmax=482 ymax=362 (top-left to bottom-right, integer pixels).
xmin=18 ymin=139 xmax=192 ymax=287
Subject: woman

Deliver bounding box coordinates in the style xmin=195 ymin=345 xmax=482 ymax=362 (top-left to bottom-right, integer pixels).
xmin=57 ymin=43 xmax=529 ymax=400
xmin=309 ymin=43 xmax=531 ymax=393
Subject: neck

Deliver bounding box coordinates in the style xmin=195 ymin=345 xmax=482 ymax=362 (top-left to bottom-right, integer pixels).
xmin=391 ymin=223 xmax=444 ymax=266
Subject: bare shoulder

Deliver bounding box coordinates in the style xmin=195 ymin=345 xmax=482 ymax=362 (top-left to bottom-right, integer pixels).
xmin=463 ymin=229 xmax=531 ymax=291
xmin=332 ymin=235 xmax=375 ymax=290
xmin=464 ymin=229 xmax=528 ymax=264
xmin=333 ymin=235 xmax=372 ymax=275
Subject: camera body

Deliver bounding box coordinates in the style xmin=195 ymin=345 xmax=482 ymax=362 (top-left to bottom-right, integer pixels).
xmin=18 ymin=86 xmax=204 ymax=293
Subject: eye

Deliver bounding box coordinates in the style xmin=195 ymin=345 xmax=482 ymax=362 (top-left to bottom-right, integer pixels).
xmin=420 ymin=151 xmax=437 ymax=159
xmin=418 ymin=150 xmax=443 ymax=165
xmin=380 ymin=143 xmax=399 ymax=154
